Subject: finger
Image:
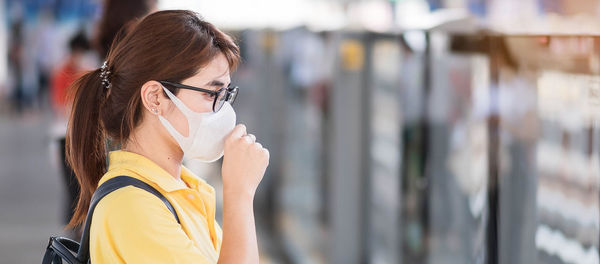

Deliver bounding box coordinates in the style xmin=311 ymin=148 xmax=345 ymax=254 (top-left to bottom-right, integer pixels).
xmin=228 ymin=124 xmax=246 ymax=139
xmin=243 ymin=134 xmax=254 ymax=143
xmin=247 ymin=134 xmax=256 ymax=142
xmin=262 ymin=148 xmax=270 ymax=163
xmin=254 ymin=142 xmax=263 ymax=149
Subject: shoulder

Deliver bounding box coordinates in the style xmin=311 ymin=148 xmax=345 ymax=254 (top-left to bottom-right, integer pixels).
xmin=92 ymin=184 xmax=175 ymax=227
xmin=89 ymin=186 xmax=211 ymax=263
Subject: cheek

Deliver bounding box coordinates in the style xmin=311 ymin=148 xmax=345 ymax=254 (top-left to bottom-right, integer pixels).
xmin=179 ymin=91 xmax=215 ymax=113
xmin=198 ymin=102 xmax=213 ymax=113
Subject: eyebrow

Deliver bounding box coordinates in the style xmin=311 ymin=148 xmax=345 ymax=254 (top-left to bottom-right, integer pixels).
xmin=205 ymin=80 xmax=230 ymax=87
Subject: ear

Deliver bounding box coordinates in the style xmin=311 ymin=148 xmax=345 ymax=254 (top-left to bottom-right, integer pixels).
xmin=140 ymin=80 xmax=168 ymax=116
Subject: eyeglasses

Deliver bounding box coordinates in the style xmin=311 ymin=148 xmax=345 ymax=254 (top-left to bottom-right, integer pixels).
xmin=159 ymin=81 xmax=239 ymax=113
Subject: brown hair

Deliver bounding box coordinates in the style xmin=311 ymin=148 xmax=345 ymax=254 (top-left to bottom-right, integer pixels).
xmin=65 ymin=10 xmax=240 ymax=228
xmin=94 ymin=0 xmax=157 ymax=59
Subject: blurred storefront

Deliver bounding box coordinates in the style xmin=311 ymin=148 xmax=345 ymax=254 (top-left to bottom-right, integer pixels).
xmin=226 ymin=27 xmax=600 ymax=263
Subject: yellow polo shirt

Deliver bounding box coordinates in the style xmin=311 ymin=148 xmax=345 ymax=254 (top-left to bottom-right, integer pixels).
xmin=89 ymin=150 xmax=222 ymax=263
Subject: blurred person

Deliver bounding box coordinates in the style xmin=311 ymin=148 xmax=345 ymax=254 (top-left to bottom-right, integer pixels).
xmin=50 ymin=0 xmax=157 ymax=241
xmin=66 ymin=10 xmax=269 ymax=263
xmin=46 ymin=0 xmax=156 ymax=241
xmin=491 ymin=40 xmax=538 ymax=264
xmin=94 ymin=0 xmax=157 ymax=60
xmin=50 ymin=29 xmax=91 ymax=241
xmin=8 ymin=19 xmax=25 ymax=113
xmin=35 ymin=8 xmax=57 ymax=109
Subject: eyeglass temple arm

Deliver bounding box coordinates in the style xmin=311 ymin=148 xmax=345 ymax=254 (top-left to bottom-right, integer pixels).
xmin=159 ymin=81 xmax=218 ymax=95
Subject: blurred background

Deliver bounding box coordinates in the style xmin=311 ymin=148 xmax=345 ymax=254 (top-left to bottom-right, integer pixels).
xmin=1 ymin=0 xmax=600 ymax=263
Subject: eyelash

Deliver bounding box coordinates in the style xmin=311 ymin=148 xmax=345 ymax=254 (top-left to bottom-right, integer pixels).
xmin=204 ymin=87 xmax=227 ymax=99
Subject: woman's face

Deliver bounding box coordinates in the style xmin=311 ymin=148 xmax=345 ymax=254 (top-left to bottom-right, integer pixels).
xmin=160 ymin=52 xmax=231 ymax=137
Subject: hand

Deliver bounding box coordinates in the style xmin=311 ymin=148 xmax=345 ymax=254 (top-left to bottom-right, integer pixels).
xmin=221 ymin=124 xmax=269 ymax=197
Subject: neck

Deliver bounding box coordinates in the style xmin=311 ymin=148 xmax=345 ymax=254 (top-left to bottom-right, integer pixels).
xmin=123 ymin=122 xmax=184 ymax=181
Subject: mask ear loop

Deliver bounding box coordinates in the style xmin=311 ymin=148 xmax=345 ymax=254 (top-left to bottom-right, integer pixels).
xmin=161 ymin=85 xmax=195 ymax=117
xmin=157 ymin=114 xmax=189 ymax=153
xmin=157 ymin=86 xmax=201 ymax=153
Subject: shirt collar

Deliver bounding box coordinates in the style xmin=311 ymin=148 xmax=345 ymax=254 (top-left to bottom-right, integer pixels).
xmin=181 ymin=166 xmax=201 ymax=190
xmin=107 ymin=150 xmax=198 ymax=192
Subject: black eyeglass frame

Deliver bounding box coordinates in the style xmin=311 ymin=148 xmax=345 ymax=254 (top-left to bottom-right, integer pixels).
xmin=159 ymin=80 xmax=239 ymax=112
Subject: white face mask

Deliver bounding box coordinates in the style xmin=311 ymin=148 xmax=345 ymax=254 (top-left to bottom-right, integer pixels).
xmin=158 ymin=86 xmax=236 ymax=162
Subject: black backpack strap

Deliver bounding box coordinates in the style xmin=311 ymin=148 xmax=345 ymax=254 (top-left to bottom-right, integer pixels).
xmin=76 ymin=176 xmax=180 ymax=262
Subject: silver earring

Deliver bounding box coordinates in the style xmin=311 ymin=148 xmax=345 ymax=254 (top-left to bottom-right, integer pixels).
xmin=152 ymin=108 xmax=159 ymax=115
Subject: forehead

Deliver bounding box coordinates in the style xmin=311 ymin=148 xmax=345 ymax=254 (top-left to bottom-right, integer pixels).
xmin=183 ymin=53 xmax=231 ymax=87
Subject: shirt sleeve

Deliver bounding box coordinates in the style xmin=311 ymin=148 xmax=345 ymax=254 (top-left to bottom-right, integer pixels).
xmin=90 ymin=186 xmax=215 ymax=264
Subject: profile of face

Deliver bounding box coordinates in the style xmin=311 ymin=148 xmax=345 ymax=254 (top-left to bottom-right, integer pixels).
xmin=139 ymin=52 xmax=232 ymax=154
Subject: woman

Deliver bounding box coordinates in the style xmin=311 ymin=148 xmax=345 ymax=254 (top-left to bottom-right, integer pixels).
xmin=66 ymin=10 xmax=269 ymax=263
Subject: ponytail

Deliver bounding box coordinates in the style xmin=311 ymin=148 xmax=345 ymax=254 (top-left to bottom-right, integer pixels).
xmin=65 ymin=68 xmax=108 ymax=228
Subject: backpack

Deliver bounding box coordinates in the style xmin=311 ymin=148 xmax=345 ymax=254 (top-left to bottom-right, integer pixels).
xmin=42 ymin=176 xmax=180 ymax=264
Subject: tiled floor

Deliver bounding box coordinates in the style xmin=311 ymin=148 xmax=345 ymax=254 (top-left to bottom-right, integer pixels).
xmin=0 ymin=112 xmax=66 ymax=263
